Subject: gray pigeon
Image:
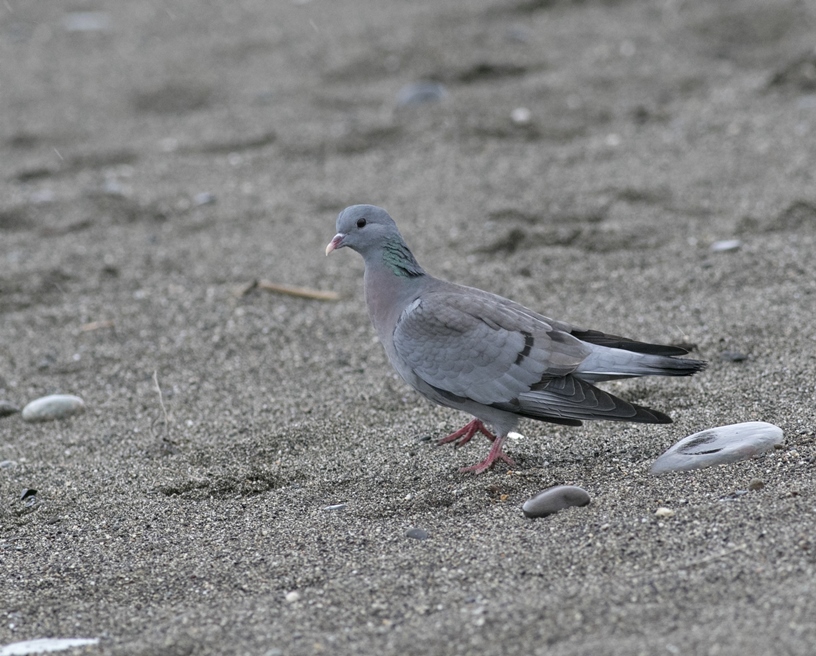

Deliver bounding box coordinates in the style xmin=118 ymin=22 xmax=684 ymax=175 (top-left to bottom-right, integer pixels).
xmin=326 ymin=205 xmax=705 ymax=474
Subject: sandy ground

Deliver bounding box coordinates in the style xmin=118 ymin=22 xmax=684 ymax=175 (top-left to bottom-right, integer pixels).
xmin=1 ymin=0 xmax=815 ymax=654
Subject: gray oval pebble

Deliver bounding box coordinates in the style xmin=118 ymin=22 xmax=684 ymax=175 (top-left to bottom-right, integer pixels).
xmin=405 ymin=527 xmax=429 ymax=540
xmin=22 ymin=395 xmax=86 ymax=423
xmin=0 ymin=400 xmax=21 ymax=417
xmin=522 ymin=485 xmax=590 ymax=519
xmin=395 ymin=82 xmax=448 ymax=108
xmin=650 ymin=422 xmax=783 ymax=475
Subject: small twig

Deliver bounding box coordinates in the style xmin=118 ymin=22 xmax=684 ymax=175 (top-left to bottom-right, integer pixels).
xmin=152 ymin=370 xmax=170 ymax=435
xmin=80 ymin=320 xmax=115 ymax=332
xmin=684 ymin=543 xmax=747 ymax=569
xmin=236 ymin=279 xmax=340 ymax=301
xmin=628 ymin=543 xmax=748 ymax=583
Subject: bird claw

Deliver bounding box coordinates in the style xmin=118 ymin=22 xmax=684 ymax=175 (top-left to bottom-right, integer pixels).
xmin=458 ymin=435 xmax=515 ymax=474
xmin=437 ymin=419 xmax=513 ymax=473
xmin=437 ymin=419 xmax=495 ymax=448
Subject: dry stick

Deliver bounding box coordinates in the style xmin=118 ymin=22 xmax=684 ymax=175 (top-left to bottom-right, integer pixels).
xmin=80 ymin=320 xmax=115 ymax=332
xmin=237 ymin=279 xmax=340 ymax=301
xmin=627 ymin=543 xmax=748 ymax=583
xmin=684 ymin=543 xmax=747 ymax=569
xmin=153 ymin=370 xmax=170 ymax=431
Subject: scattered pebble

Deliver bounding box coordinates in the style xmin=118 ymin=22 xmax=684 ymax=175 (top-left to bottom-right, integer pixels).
xmin=748 ymin=478 xmax=765 ymax=491
xmin=720 ymin=489 xmax=749 ymax=501
xmin=0 ymin=401 xmax=20 ymax=417
xmin=505 ymin=26 xmax=532 ymax=43
xmin=405 ymin=527 xmax=429 ymax=540
xmin=510 ymin=107 xmax=532 ymax=125
xmin=522 ymin=485 xmax=591 ymax=519
xmin=322 ymin=503 xmax=347 ymax=511
xmin=720 ymin=350 xmax=748 ymax=362
xmin=20 ymin=488 xmax=37 ymax=502
xmin=62 ymin=11 xmax=112 ymax=32
xmin=654 ymin=507 xmax=675 ymax=518
xmin=395 ymin=82 xmax=448 ymax=108
xmin=30 ymin=189 xmax=56 ymax=204
xmin=101 ymin=177 xmax=127 ymax=197
xmin=797 ymin=95 xmax=816 ymax=110
xmin=21 ymin=395 xmax=85 ymax=423
xmin=193 ymin=192 xmax=216 ymax=206
xmin=0 ymin=637 xmax=99 ymax=656
xmin=284 ymin=591 xmax=300 ymax=603
xmin=710 ymin=239 xmax=742 ymax=253
xmin=650 ymin=422 xmax=784 ymax=475
xmin=0 ymin=460 xmax=18 ymax=469
xmin=605 ymin=133 xmax=622 ymax=147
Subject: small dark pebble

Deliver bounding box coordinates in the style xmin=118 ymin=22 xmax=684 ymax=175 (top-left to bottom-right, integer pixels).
xmin=720 ymin=350 xmax=748 ymax=362
xmin=522 ymin=485 xmax=591 ymax=519
xmin=405 ymin=527 xmax=429 ymax=540
xmin=0 ymin=400 xmax=21 ymax=417
xmin=20 ymin=488 xmax=37 ymax=502
xmin=413 ymin=434 xmax=432 ymax=442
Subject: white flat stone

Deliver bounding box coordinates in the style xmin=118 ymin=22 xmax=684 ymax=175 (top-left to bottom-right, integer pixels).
xmin=710 ymin=239 xmax=742 ymax=252
xmin=651 ymin=422 xmax=783 ymax=475
xmin=22 ymin=395 xmax=85 ymax=423
xmin=0 ymin=638 xmax=99 ymax=656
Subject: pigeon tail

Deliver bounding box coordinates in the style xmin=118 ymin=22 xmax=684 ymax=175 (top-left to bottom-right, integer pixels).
xmin=575 ymin=348 xmax=707 ymax=383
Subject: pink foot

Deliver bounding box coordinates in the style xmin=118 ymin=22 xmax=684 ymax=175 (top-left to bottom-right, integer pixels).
xmin=458 ymin=435 xmax=516 ymax=474
xmin=437 ymin=419 xmax=495 ymax=448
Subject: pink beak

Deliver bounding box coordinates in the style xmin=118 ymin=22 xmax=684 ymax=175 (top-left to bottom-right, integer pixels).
xmin=325 ymin=233 xmax=345 ymax=256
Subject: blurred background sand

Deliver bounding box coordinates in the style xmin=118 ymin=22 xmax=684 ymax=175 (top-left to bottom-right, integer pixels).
xmin=1 ymin=1 xmax=815 ymax=654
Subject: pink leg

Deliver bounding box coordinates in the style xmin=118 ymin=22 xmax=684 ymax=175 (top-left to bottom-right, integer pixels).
xmin=437 ymin=419 xmax=495 ymax=448
xmin=459 ymin=435 xmax=516 ymax=474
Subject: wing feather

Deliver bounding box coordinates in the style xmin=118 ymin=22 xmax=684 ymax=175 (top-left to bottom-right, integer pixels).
xmin=392 ymin=291 xmax=589 ymax=406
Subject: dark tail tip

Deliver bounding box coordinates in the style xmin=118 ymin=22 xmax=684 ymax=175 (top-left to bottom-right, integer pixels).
xmin=665 ymin=357 xmax=707 ymax=377
xmin=632 ymin=404 xmax=673 ymax=424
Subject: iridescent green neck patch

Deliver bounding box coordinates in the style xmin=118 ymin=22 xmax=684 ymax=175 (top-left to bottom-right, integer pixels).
xmin=382 ymin=238 xmax=425 ymax=278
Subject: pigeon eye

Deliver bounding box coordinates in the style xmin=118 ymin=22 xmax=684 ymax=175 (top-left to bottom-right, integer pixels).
xmin=356 ymin=218 xmax=367 ymax=228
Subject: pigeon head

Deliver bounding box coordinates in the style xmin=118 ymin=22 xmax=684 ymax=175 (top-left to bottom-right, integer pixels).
xmin=325 ymin=205 xmax=398 ymax=257
xmin=326 ymin=205 xmax=425 ymax=277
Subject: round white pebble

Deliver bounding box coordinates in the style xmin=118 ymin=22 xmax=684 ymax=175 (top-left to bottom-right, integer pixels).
xmin=650 ymin=422 xmax=783 ymax=475
xmin=522 ymin=485 xmax=590 ymax=519
xmin=511 ymin=107 xmax=532 ymax=125
xmin=710 ymin=239 xmax=742 ymax=252
xmin=22 ymin=395 xmax=86 ymax=423
xmin=285 ymin=591 xmax=300 ymax=603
